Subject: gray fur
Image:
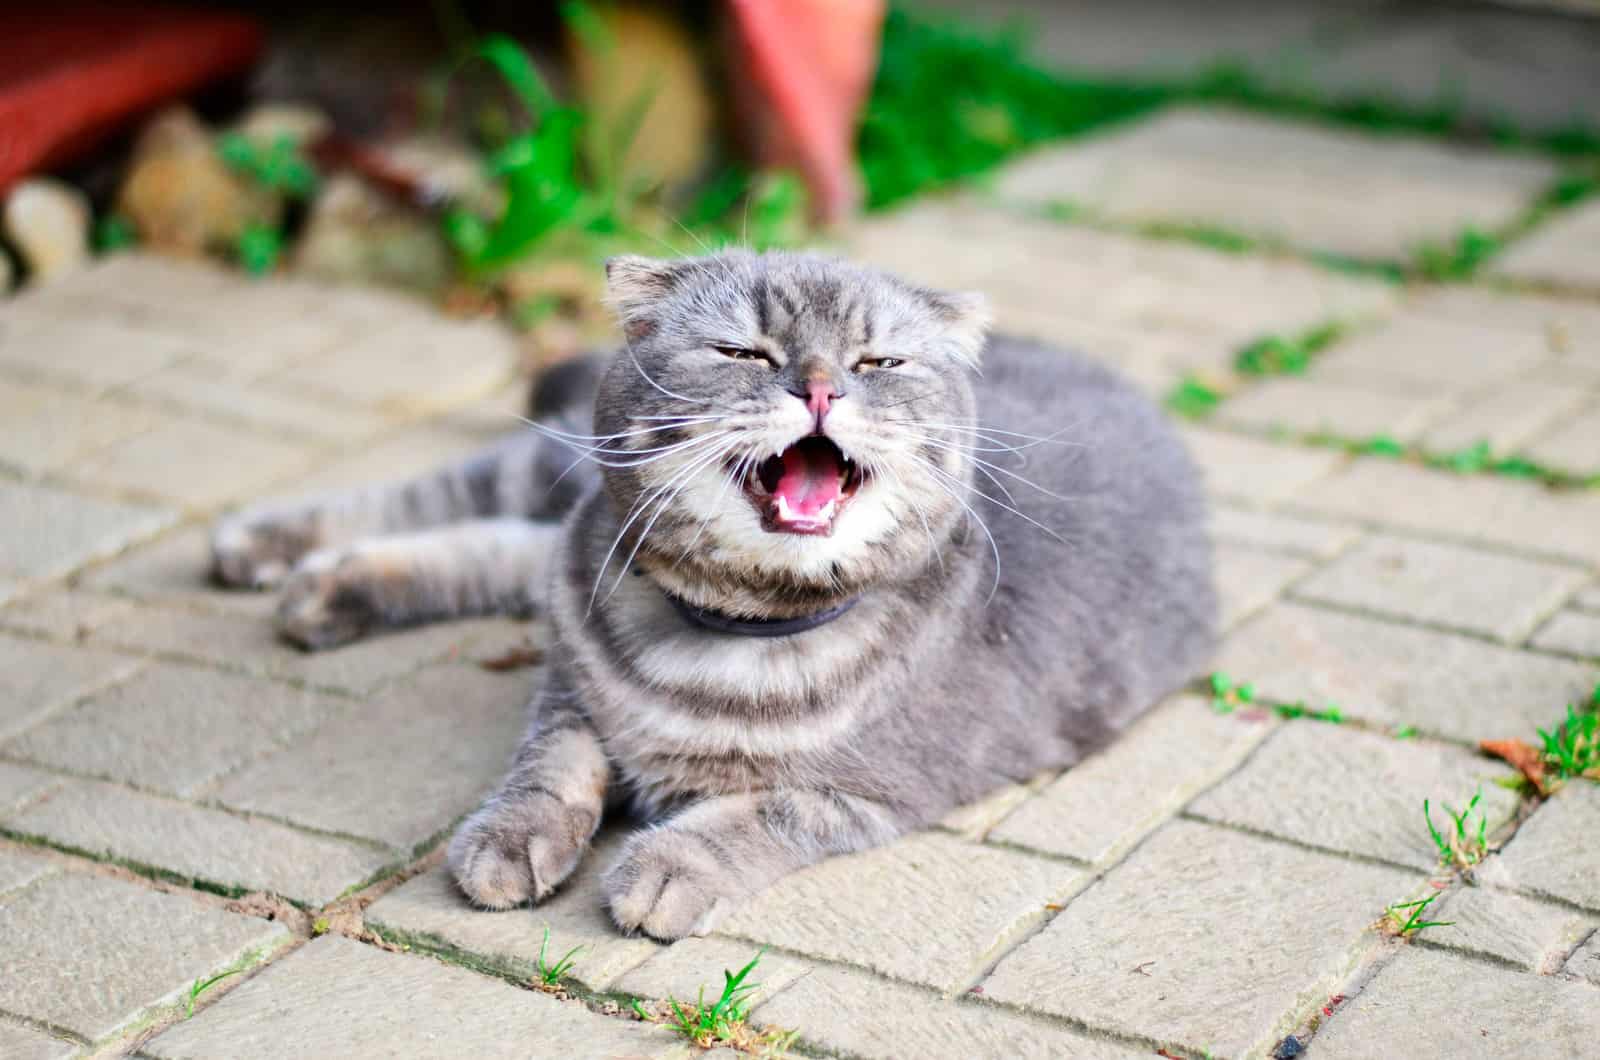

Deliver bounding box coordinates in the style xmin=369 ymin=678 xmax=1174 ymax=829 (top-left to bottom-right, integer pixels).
xmin=211 ymin=250 xmax=1216 ymax=940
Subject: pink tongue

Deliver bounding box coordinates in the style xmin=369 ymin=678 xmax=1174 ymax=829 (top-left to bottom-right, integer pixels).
xmin=774 ymin=445 xmax=842 ymax=516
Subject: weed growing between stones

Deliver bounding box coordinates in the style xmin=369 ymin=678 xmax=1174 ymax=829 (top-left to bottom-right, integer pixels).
xmin=1424 ymin=790 xmax=1489 ymax=872
xmin=1207 ymin=671 xmax=1343 ymax=723
xmin=534 ymin=927 xmax=584 ymax=989
xmin=631 ymin=949 xmax=796 ymax=1054
xmin=1538 ymin=687 xmax=1600 ymax=782
xmin=184 ymin=968 xmax=243 ymax=1019
xmin=1383 ymin=893 xmax=1453 ymax=938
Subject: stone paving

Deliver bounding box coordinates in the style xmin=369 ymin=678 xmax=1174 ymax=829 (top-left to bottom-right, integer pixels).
xmin=1 ymin=102 xmax=1599 ymax=1060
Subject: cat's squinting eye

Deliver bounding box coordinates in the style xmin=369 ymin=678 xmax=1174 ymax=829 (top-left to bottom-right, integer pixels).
xmin=712 ymin=345 xmax=775 ymax=365
xmin=853 ymin=357 xmax=904 ymax=372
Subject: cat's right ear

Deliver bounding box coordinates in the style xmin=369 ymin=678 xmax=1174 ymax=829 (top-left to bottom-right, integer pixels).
xmin=604 ymin=256 xmax=683 ymax=342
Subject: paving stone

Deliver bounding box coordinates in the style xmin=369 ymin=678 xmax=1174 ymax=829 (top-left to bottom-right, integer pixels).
xmin=0 ymin=844 xmax=57 ymax=897
xmin=1424 ymin=885 xmax=1594 ymax=973
xmin=0 ymin=764 xmax=61 ymax=817
xmin=64 ymin=414 xmax=318 ymax=511
xmin=1310 ymin=946 xmax=1600 ymax=1057
xmin=1290 ymin=459 xmax=1600 ymax=565
xmin=1217 ymin=378 xmax=1453 ymax=443
xmin=0 ymin=315 xmax=199 ymax=390
xmin=144 ymin=935 xmax=678 ymax=1060
xmin=1418 ymin=379 xmax=1588 ymax=455
xmin=1578 ymin=582 xmax=1600 ymax=613
xmin=1214 ymin=603 xmax=1596 ymax=738
xmin=263 ymin=424 xmax=491 ymax=495
xmin=1485 ymin=784 xmax=1600 ymax=912
xmin=0 ymin=377 xmax=159 ymax=476
xmin=1310 ymin=314 xmax=1551 ymax=396
xmin=1189 ymin=721 xmax=1521 ymax=871
xmin=992 ymin=107 xmax=1554 ymax=261
xmin=3 ymin=780 xmax=391 ymax=905
xmin=1180 ymin=425 xmax=1345 ymax=503
xmin=981 ymin=818 xmax=1416 ymax=1058
xmin=614 ymin=937 xmax=815 ymax=1012
xmin=719 ymin=832 xmax=1075 ymax=992
xmin=938 ymin=773 xmax=1054 ymax=841
xmin=91 ymin=602 xmax=520 ymax=696
xmin=0 ymin=1019 xmax=76 ymax=1060
xmin=0 ymin=479 xmax=175 ymax=579
xmin=1290 ymin=534 xmax=1587 ymax=643
xmin=1564 ymin=929 xmax=1600 ymax=985
xmin=10 ymin=664 xmax=344 ymax=798
xmin=1519 ymin=403 xmax=1600 ymax=474
xmin=0 ymin=588 xmax=139 ymax=640
xmin=215 ymin=665 xmax=528 ymax=851
xmin=1209 ymin=505 xmax=1359 ymax=560
xmin=76 ymin=525 xmax=273 ymax=617
xmin=1493 ymin=199 xmax=1600 ymax=291
xmin=752 ymin=964 xmax=1142 ymax=1060
xmin=272 ymin=317 xmax=514 ymax=413
xmin=365 ymin=835 xmax=659 ymax=991
xmin=0 ymin=870 xmax=288 ymax=1043
xmin=1407 ymin=285 xmax=1600 ymax=348
xmin=0 ymin=633 xmax=144 ymax=742
xmin=851 ymin=196 xmax=1394 ymax=382
xmin=990 ymin=696 xmax=1271 ymax=864
xmin=1530 ymin=610 xmax=1600 ymax=659
xmin=1215 ymin=544 xmax=1312 ymax=628
xmin=124 ymin=363 xmax=391 ymax=444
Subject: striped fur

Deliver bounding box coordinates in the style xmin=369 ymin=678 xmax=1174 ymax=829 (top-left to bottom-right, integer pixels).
xmin=211 ymin=251 xmax=1217 ymax=940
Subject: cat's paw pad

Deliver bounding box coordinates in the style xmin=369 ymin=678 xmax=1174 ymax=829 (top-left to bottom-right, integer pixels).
xmin=211 ymin=511 xmax=319 ymax=590
xmin=448 ymin=799 xmax=592 ymax=909
xmin=603 ymin=828 xmax=738 ymax=941
xmin=275 ymin=550 xmax=378 ymax=651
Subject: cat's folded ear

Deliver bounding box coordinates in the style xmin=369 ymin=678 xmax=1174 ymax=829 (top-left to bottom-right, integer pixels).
xmin=605 ymin=256 xmax=686 ymax=342
xmin=926 ymin=289 xmax=992 ymax=367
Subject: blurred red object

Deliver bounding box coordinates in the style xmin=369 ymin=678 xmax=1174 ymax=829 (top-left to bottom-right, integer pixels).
xmin=728 ymin=0 xmax=884 ymax=224
xmin=0 ymin=4 xmax=263 ymax=195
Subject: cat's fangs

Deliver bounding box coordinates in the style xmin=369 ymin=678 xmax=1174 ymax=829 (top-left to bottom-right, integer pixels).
xmin=210 ymin=250 xmax=1218 ymax=943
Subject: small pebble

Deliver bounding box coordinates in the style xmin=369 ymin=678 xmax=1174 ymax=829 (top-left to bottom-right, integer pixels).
xmin=2 ymin=177 xmax=91 ymax=282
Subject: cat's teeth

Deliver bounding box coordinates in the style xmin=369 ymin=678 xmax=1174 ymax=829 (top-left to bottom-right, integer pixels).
xmin=774 ymin=495 xmax=836 ymax=525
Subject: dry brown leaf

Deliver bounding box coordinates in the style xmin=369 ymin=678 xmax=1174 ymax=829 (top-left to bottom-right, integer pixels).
xmin=1479 ymin=738 xmax=1550 ymax=794
xmin=478 ymin=641 xmax=545 ymax=672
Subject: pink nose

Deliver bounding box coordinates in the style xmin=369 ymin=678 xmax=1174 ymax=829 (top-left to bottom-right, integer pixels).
xmin=805 ymin=380 xmax=836 ymax=424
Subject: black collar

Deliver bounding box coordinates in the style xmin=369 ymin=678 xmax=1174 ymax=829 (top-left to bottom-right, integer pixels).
xmin=662 ymin=590 xmax=860 ymax=637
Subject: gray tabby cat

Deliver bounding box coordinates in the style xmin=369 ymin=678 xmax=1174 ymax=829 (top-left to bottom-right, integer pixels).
xmin=211 ymin=251 xmax=1216 ymax=940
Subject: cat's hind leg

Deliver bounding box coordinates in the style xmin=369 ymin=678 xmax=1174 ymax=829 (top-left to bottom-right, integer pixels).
xmin=276 ymin=518 xmax=561 ymax=650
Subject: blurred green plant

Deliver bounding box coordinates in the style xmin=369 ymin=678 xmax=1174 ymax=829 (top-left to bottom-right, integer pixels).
xmin=439 ymin=18 xmax=805 ymax=278
xmin=860 ymin=9 xmax=1166 ymax=209
xmin=217 ymin=133 xmax=319 ymax=199
xmin=236 ymin=223 xmax=283 ymax=276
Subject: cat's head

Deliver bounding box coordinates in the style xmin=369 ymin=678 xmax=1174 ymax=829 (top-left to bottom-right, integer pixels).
xmin=590 ymin=250 xmax=990 ymax=614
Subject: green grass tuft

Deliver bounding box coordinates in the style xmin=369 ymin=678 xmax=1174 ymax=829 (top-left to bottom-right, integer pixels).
xmin=1424 ymin=790 xmax=1489 ymax=871
xmin=634 ymin=949 xmax=795 ymax=1052
xmin=1385 ymin=892 xmax=1453 ymax=938
xmin=185 ymin=968 xmax=243 ymax=1019
xmin=1537 ymin=685 xmax=1600 ymax=783
xmin=534 ymin=926 xmax=584 ymax=987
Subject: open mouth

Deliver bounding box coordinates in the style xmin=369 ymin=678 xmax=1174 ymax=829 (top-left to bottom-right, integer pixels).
xmin=740 ymin=435 xmax=864 ymax=535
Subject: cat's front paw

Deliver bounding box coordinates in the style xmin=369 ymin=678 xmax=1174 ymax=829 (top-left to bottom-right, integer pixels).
xmin=448 ymin=795 xmax=595 ymax=910
xmin=211 ymin=509 xmax=320 ymax=590
xmin=275 ymin=550 xmax=379 ymax=651
xmin=603 ymin=827 xmax=743 ymax=941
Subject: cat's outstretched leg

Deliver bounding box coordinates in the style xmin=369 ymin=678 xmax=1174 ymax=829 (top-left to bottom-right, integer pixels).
xmin=212 ymin=429 xmax=596 ymax=589
xmin=603 ymin=790 xmax=902 ymax=940
xmin=449 ymin=679 xmax=610 ymax=908
xmin=276 ymin=518 xmax=560 ymax=650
